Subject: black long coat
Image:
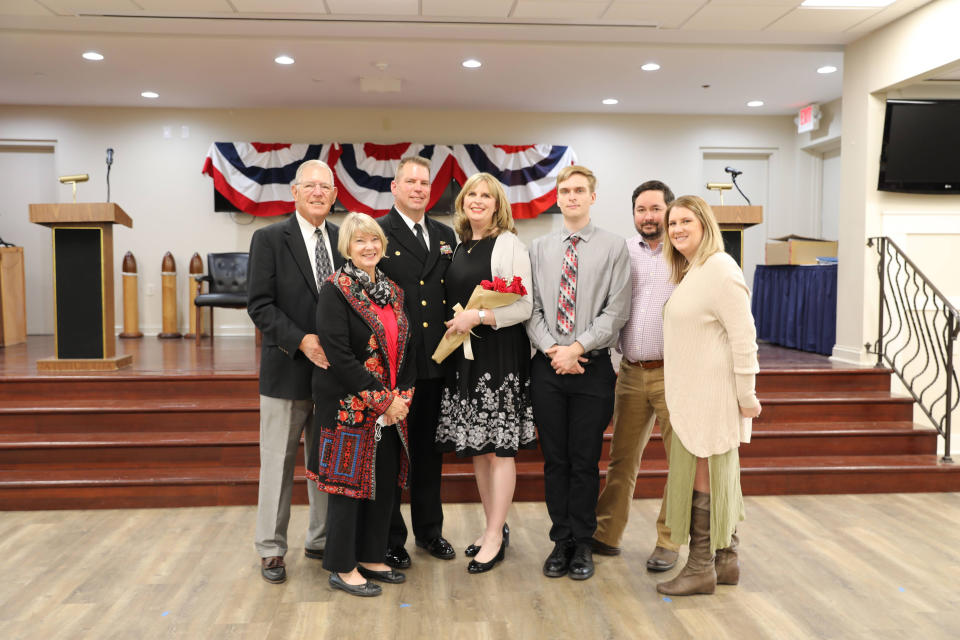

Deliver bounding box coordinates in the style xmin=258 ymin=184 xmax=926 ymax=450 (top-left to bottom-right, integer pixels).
xmin=307 ymin=269 xmax=415 ymax=500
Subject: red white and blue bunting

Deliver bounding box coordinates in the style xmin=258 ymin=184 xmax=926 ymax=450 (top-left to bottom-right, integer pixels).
xmin=202 ymin=142 xmax=577 ymax=219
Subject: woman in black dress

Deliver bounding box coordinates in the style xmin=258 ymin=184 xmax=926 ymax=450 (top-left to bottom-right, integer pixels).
xmin=436 ymin=172 xmax=536 ymax=573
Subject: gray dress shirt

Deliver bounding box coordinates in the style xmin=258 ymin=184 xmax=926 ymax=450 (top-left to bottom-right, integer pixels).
xmin=526 ymin=220 xmax=632 ymax=354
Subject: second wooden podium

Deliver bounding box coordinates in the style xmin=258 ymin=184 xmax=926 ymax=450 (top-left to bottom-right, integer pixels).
xmin=29 ymin=202 xmax=134 ymax=371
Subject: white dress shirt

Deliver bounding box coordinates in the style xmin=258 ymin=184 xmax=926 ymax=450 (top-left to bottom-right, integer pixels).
xmin=295 ymin=211 xmax=335 ymax=289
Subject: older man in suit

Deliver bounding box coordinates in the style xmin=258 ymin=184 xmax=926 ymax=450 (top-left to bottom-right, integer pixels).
xmin=248 ymin=159 xmax=345 ymax=584
xmin=377 ymin=156 xmax=458 ymax=568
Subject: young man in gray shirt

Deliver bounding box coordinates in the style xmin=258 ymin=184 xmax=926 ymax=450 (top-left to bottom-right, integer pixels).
xmin=526 ymin=165 xmax=631 ymax=580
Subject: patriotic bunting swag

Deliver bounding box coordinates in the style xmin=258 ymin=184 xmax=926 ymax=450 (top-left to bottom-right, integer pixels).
xmin=202 ymin=142 xmax=577 ymax=219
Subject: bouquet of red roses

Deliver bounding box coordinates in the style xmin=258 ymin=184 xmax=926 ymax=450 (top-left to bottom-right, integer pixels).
xmin=431 ymin=275 xmax=528 ymax=363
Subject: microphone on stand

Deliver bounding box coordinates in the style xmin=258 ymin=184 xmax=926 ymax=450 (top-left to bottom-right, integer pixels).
xmin=724 ymin=166 xmax=750 ymax=205
xmin=106 ymin=147 xmax=114 ymax=202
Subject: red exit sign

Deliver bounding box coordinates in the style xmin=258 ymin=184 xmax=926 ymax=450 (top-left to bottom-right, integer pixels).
xmin=797 ymin=104 xmax=820 ymax=133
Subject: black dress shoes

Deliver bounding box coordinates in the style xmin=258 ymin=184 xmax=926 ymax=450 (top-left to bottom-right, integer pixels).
xmin=465 ymin=523 xmax=510 ymax=557
xmin=416 ymin=536 xmax=456 ymax=560
xmin=304 ymin=547 xmax=324 ymax=560
xmin=467 ymin=542 xmax=505 ymax=574
xmin=384 ymin=545 xmax=411 ymax=569
xmin=357 ymin=565 xmax=406 ymax=584
xmin=591 ymin=538 xmax=621 ymax=556
xmin=543 ymin=539 xmax=575 ymax=578
xmin=329 ymin=572 xmax=382 ymax=597
xmin=568 ymin=542 xmax=595 ymax=580
xmin=261 ymin=556 xmax=286 ymax=584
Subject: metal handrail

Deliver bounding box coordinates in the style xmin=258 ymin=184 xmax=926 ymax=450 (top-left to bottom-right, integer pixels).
xmin=867 ymin=236 xmax=957 ymax=463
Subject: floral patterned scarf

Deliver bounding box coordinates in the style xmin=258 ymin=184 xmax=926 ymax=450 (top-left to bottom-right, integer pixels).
xmin=342 ymin=260 xmax=394 ymax=307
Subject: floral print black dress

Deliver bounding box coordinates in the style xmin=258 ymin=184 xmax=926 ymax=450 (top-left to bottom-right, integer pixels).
xmin=436 ymin=237 xmax=537 ymax=457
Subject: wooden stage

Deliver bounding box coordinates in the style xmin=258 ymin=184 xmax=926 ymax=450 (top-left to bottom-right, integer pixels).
xmin=1 ymin=335 xmax=959 ymax=510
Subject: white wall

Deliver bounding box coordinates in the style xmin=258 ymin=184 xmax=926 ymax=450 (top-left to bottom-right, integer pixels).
xmin=0 ymin=104 xmax=805 ymax=336
xmin=836 ymin=0 xmax=960 ymax=457
xmin=835 ymin=0 xmax=960 ymax=366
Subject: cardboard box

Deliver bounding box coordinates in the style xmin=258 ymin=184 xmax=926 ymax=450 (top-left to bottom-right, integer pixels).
xmin=765 ymin=235 xmax=838 ymax=265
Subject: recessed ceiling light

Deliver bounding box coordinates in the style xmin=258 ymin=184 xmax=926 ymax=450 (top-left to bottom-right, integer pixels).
xmin=817 ymin=65 xmax=838 ymax=74
xmin=801 ymin=0 xmax=893 ymax=7
xmin=462 ymin=59 xmax=482 ymax=69
xmin=641 ymin=62 xmax=660 ymax=72
xmin=141 ymin=91 xmax=159 ymax=99
xmin=82 ymin=51 xmax=103 ymax=61
xmin=275 ymin=55 xmax=295 ymax=65
xmin=747 ymin=100 xmax=764 ymax=108
xmin=602 ymin=98 xmax=619 ymax=105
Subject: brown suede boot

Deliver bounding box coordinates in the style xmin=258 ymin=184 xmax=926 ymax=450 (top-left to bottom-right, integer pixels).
xmin=656 ymin=491 xmax=716 ymax=596
xmin=715 ymin=531 xmax=740 ymax=585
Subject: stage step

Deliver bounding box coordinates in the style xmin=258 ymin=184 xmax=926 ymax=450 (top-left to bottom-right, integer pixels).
xmin=5 ymin=453 xmax=958 ymax=510
xmin=0 ymin=422 xmax=936 ymax=470
xmin=0 ymin=374 xmax=259 ymax=403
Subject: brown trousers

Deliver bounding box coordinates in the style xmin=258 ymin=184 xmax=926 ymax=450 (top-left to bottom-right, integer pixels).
xmin=594 ymin=359 xmax=677 ymax=551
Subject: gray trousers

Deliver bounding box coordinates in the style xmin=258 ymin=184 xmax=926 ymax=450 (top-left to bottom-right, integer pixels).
xmin=254 ymin=395 xmax=327 ymax=558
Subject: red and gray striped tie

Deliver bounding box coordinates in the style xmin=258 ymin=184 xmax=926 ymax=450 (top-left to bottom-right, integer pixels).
xmin=557 ymin=235 xmax=580 ymax=336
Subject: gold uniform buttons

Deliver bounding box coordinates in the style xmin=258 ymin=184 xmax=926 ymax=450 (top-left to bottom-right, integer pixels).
xmin=395 ymin=250 xmax=401 ymax=256
xmin=421 ymin=300 xmax=427 ymax=306
xmin=422 ymin=321 xmax=429 ymax=328
xmin=419 ymin=280 xmax=425 ymax=285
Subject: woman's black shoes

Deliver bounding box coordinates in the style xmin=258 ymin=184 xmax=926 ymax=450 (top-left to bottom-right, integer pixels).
xmin=357 ymin=565 xmax=406 ymax=584
xmin=467 ymin=542 xmax=505 ymax=574
xmin=329 ymin=572 xmax=382 ymax=597
xmin=466 ymin=522 xmax=510 ymax=557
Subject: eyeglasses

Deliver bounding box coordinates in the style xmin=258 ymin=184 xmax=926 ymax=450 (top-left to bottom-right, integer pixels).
xmin=297 ymin=182 xmax=335 ymax=193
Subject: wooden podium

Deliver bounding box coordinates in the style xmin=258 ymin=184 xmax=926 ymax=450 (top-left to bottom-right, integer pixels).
xmin=714 ymin=205 xmax=763 ymax=268
xmin=29 ymin=203 xmax=134 ymax=371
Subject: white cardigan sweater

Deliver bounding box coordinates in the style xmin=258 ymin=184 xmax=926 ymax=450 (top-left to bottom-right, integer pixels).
xmin=487 ymin=231 xmax=533 ymax=329
xmin=663 ymin=251 xmax=759 ymax=458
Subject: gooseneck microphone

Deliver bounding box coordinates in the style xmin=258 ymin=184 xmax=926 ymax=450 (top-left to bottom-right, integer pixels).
xmin=725 ymin=166 xmax=750 ymax=205
xmin=106 ymin=147 xmax=114 ymax=202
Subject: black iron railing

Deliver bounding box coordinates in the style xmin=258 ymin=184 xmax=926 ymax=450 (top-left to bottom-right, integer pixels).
xmin=867 ymin=236 xmax=957 ymax=463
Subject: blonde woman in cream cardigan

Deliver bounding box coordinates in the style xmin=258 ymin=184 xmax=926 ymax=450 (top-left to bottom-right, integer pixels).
xmin=656 ymin=195 xmax=761 ymax=596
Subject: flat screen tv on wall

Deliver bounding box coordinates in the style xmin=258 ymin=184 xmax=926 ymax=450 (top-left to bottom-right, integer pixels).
xmin=878 ymin=99 xmax=960 ymax=194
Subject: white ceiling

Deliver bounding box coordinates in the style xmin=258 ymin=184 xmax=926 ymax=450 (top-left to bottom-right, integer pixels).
xmin=0 ymin=0 xmax=937 ymax=115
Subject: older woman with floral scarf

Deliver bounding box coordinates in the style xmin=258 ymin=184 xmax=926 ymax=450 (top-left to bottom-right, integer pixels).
xmin=307 ymin=212 xmax=415 ymax=598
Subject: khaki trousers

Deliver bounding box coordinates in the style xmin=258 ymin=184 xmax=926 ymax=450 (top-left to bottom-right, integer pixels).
xmin=594 ymin=359 xmax=677 ymax=551
xmin=254 ymin=395 xmax=327 ymax=558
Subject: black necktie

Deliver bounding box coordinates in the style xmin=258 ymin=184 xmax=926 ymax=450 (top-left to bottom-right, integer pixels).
xmin=314 ymin=228 xmax=332 ymax=285
xmin=414 ymin=222 xmax=428 ymax=253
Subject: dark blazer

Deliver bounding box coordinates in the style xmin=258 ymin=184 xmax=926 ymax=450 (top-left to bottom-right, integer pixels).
xmin=377 ymin=207 xmax=456 ymax=380
xmin=247 ymin=214 xmax=344 ymax=399
xmin=308 ymin=269 xmax=415 ymax=500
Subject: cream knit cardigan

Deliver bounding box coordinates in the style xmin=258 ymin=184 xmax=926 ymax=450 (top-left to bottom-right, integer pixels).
xmin=663 ymin=251 xmax=760 ymax=458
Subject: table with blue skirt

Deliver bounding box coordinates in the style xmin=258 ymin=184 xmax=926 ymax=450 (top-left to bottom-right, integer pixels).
xmin=751 ymin=264 xmax=837 ymax=356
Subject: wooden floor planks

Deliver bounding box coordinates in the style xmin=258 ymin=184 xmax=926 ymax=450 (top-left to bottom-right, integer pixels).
xmin=1 ymin=494 xmax=960 ymax=639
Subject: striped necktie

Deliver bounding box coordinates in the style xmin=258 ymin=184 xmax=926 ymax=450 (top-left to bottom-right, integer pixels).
xmin=315 ymin=227 xmax=333 ymax=285
xmin=557 ymin=235 xmax=580 ymax=336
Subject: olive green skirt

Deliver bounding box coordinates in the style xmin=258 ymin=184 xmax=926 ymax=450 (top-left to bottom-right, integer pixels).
xmin=664 ymin=432 xmax=744 ymax=553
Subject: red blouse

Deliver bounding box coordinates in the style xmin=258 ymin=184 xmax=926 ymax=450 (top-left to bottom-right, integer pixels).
xmin=371 ymin=302 xmax=399 ymax=389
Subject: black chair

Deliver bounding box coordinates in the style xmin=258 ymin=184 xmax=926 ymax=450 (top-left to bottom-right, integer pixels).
xmin=194 ymin=252 xmax=249 ymax=345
